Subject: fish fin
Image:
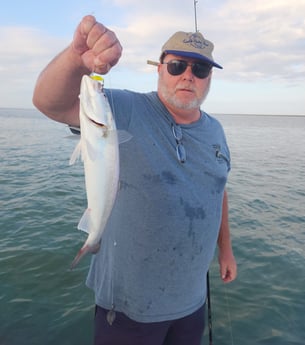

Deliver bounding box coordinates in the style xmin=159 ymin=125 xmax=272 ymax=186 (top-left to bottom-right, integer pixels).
xmin=69 ymin=140 xmax=82 ymax=165
xmin=117 ymin=130 xmax=133 ymax=144
xmin=70 ymin=242 xmax=100 ymax=270
xmin=77 ymin=208 xmax=91 ymax=234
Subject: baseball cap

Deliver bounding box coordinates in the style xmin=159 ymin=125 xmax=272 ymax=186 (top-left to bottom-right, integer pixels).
xmin=160 ymin=31 xmax=222 ymax=69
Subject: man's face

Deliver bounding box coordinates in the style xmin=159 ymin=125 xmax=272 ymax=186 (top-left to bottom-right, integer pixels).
xmin=157 ymin=54 xmax=212 ymax=114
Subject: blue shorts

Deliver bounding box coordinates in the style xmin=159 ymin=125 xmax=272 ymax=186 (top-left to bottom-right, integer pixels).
xmin=94 ymin=304 xmax=205 ymax=345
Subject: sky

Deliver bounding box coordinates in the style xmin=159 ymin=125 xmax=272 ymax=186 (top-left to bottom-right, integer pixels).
xmin=0 ymin=0 xmax=304 ymax=115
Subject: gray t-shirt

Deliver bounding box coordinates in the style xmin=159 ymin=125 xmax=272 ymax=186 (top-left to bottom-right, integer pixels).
xmin=86 ymin=90 xmax=230 ymax=323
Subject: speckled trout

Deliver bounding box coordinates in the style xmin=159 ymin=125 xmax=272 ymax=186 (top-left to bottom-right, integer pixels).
xmin=69 ymin=74 xmax=129 ymax=269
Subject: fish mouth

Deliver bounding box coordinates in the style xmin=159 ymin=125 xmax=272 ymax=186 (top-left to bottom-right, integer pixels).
xmin=86 ymin=114 xmax=107 ymax=128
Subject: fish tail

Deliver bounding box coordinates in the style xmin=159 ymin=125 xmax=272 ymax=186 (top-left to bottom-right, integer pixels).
xmin=70 ymin=242 xmax=100 ymax=270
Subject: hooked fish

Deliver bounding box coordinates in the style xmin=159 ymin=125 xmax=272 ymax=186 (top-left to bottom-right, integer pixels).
xmin=69 ymin=74 xmax=129 ymax=269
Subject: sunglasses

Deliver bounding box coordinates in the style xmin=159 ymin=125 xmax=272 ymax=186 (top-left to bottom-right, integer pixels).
xmin=163 ymin=59 xmax=212 ymax=79
xmin=171 ymin=124 xmax=186 ymax=163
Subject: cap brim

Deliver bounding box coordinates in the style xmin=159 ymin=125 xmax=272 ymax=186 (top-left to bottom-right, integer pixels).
xmin=164 ymin=50 xmax=223 ymax=69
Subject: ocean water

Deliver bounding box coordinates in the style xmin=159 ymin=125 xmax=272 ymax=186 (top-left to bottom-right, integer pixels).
xmin=1 ymin=108 xmax=304 ymax=345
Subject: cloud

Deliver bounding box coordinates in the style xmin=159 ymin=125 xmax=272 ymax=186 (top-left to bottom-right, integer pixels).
xmin=0 ymin=26 xmax=69 ymax=107
xmin=198 ymin=0 xmax=305 ymax=83
xmin=109 ymin=0 xmax=305 ymax=84
xmin=0 ymin=0 xmax=304 ymax=112
xmin=0 ymin=26 xmax=69 ymax=76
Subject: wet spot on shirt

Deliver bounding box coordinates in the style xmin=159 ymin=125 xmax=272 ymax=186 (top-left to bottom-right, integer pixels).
xmin=161 ymin=171 xmax=177 ymax=185
xmin=143 ymin=171 xmax=177 ymax=185
xmin=180 ymin=198 xmax=206 ymax=221
xmin=142 ymin=173 xmax=161 ymax=184
xmin=179 ymin=198 xmax=206 ymax=244
xmin=120 ymin=180 xmax=137 ymax=191
xmin=146 ymin=300 xmax=152 ymax=310
xmin=204 ymin=170 xmax=227 ymax=188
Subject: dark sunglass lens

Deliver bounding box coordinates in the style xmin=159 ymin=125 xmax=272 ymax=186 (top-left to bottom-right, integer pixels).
xmin=167 ymin=61 xmax=187 ymax=76
xmin=176 ymin=143 xmax=186 ymax=163
xmin=192 ymin=63 xmax=211 ymax=78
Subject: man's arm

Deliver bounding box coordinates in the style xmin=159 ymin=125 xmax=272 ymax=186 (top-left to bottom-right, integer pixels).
xmin=217 ymin=190 xmax=237 ymax=283
xmin=32 ymin=15 xmax=122 ymax=126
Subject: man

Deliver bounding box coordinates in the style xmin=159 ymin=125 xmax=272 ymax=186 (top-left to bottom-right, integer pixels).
xmin=33 ymin=15 xmax=237 ymax=345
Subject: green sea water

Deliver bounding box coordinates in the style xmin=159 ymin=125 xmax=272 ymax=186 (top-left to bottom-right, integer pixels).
xmin=1 ymin=108 xmax=305 ymax=344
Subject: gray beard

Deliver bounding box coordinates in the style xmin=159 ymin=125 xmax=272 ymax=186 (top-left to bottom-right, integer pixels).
xmin=158 ymin=81 xmax=210 ymax=111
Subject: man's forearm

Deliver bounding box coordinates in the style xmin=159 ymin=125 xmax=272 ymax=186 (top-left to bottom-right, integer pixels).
xmin=217 ymin=190 xmax=237 ymax=282
xmin=32 ymin=45 xmax=89 ymax=125
xmin=218 ymin=190 xmax=232 ymax=250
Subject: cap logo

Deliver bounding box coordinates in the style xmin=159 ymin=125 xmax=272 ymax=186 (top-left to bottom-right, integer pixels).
xmin=183 ymin=33 xmax=209 ymax=50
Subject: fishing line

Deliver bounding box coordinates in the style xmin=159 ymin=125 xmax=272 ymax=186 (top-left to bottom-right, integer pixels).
xmin=194 ymin=0 xmax=199 ymax=32
xmin=225 ymin=284 xmax=235 ymax=345
xmin=208 ymin=273 xmax=236 ymax=345
xmin=192 ymin=3 xmax=235 ymax=343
